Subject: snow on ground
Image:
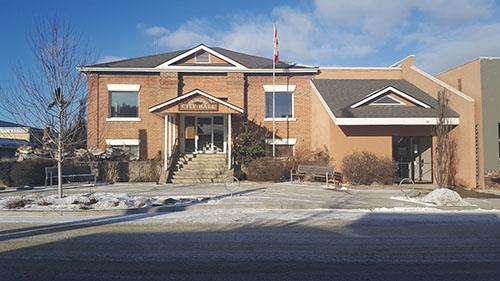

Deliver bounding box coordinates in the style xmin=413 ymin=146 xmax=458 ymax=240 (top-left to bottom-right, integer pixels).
xmin=421 ymin=188 xmax=473 ymax=206
xmin=391 ymin=188 xmax=474 ymax=207
xmin=0 ymin=192 xmax=213 ymax=210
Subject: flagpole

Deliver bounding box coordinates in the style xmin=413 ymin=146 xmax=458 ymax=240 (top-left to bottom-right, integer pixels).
xmin=272 ymin=25 xmax=276 ymax=158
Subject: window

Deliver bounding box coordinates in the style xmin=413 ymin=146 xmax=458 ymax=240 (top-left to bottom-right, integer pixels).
xmin=109 ymin=91 xmax=139 ymax=118
xmin=265 ymin=138 xmax=296 ymax=157
xmin=265 ymin=92 xmax=293 ymax=118
xmin=111 ymin=145 xmax=139 ymax=160
xmin=195 ymin=50 xmax=210 ymax=64
xmin=498 ymin=123 xmax=500 ymax=158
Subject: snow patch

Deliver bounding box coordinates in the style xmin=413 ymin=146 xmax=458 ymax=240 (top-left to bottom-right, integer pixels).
xmin=421 ymin=188 xmax=473 ymax=207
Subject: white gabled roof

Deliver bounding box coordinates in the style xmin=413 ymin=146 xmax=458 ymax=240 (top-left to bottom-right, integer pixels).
xmin=350 ymin=86 xmax=431 ymax=109
xmin=155 ymin=44 xmax=247 ymax=70
xmin=148 ymin=89 xmax=244 ymax=113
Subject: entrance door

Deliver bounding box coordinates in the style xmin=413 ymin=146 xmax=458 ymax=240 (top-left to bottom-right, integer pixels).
xmin=197 ymin=117 xmax=212 ymax=152
xmin=182 ymin=116 xmax=226 ymax=153
xmin=392 ymin=136 xmax=433 ymax=183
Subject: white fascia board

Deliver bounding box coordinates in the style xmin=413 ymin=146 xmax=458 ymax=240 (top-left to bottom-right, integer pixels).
xmin=0 ymin=127 xmax=30 ymax=134
xmin=410 ymin=66 xmax=475 ymax=102
xmin=105 ymin=139 xmax=140 ymax=146
xmin=350 ymin=86 xmax=431 ymax=109
xmin=77 ymin=66 xmax=318 ymax=73
xmin=265 ymin=138 xmax=297 ymax=145
xmin=309 ymin=80 xmax=337 ymax=122
xmin=263 ymin=85 xmax=296 ymax=92
xmin=107 ymin=84 xmax=141 ymax=91
xmin=335 ymin=117 xmax=460 ymax=126
xmin=319 ymin=66 xmax=402 ymax=70
xmin=390 ymin=55 xmax=416 ymax=67
xmin=148 ymin=89 xmax=244 ymax=113
xmin=155 ymin=45 xmax=247 ymax=70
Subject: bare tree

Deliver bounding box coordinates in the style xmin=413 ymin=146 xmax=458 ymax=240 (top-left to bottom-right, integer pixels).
xmin=0 ymin=17 xmax=92 ymax=198
xmin=434 ymin=90 xmax=457 ymax=188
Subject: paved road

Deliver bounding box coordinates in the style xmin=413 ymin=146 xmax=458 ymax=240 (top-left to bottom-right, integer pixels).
xmin=0 ymin=210 xmax=499 ymax=280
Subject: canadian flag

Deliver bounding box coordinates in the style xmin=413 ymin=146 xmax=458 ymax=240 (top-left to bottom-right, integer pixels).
xmin=273 ymin=24 xmax=279 ymax=63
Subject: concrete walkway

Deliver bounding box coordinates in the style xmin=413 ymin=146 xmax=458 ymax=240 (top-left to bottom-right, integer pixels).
xmin=2 ymin=181 xmax=500 ymax=211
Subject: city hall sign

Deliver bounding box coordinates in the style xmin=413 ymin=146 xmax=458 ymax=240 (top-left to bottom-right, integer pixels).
xmin=179 ymin=96 xmax=219 ymax=112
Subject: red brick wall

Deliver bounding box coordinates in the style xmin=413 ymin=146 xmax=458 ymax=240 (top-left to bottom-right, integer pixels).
xmin=86 ymin=71 xmax=314 ymax=159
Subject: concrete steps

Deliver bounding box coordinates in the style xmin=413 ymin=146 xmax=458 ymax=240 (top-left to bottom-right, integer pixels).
xmin=170 ymin=153 xmax=232 ymax=184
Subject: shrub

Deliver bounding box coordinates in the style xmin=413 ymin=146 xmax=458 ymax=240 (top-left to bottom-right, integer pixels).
xmin=0 ymin=162 xmax=14 ymax=186
xmin=232 ymin=118 xmax=270 ymax=179
xmin=342 ymin=152 xmax=397 ymax=185
xmin=128 ymin=160 xmax=162 ymax=182
xmin=10 ymin=159 xmax=56 ymax=187
xmin=6 ymin=197 xmax=33 ymax=209
xmin=246 ymin=157 xmax=291 ymax=182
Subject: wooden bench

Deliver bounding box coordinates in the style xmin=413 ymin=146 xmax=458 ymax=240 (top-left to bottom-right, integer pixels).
xmin=44 ymin=165 xmax=97 ymax=188
xmin=290 ymin=164 xmax=343 ymax=188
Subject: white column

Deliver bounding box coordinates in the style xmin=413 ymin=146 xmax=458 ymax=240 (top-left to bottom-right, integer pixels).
xmin=227 ymin=114 xmax=232 ymax=169
xmin=167 ymin=115 xmax=168 ymax=171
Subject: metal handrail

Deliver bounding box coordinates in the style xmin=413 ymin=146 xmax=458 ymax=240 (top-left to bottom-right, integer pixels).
xmin=166 ymin=138 xmax=179 ymax=183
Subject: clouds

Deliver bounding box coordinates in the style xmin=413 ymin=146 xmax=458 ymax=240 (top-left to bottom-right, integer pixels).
xmin=138 ymin=0 xmax=500 ymax=73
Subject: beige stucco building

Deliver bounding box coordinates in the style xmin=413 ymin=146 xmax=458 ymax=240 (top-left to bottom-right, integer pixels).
xmin=79 ymin=45 xmax=494 ymax=188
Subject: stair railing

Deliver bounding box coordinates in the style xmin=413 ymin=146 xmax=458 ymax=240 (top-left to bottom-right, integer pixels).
xmin=166 ymin=138 xmax=179 ymax=183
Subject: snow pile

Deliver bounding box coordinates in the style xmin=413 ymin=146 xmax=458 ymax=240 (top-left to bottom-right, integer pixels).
xmin=421 ymin=188 xmax=472 ymax=207
xmin=0 ymin=192 xmax=217 ymax=210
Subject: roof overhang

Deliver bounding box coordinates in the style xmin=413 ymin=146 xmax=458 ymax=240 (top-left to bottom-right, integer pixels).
xmin=77 ymin=66 xmax=318 ymax=74
xmin=149 ymin=89 xmax=244 ymax=114
xmin=336 ymin=117 xmax=460 ymax=126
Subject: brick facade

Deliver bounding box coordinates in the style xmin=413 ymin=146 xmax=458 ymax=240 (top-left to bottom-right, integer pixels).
xmin=86 ymin=71 xmax=314 ymax=159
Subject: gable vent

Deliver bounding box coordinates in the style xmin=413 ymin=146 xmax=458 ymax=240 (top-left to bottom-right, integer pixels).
xmin=195 ymin=50 xmax=210 ymax=64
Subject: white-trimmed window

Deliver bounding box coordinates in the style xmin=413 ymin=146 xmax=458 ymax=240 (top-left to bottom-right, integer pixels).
xmin=106 ymin=139 xmax=140 ymax=160
xmin=265 ymin=138 xmax=296 ymax=157
xmin=195 ymin=50 xmax=210 ymax=64
xmin=264 ymin=85 xmax=296 ymax=121
xmin=107 ymin=84 xmax=140 ymax=120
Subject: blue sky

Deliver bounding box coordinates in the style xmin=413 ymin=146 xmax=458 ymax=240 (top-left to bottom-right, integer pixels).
xmin=1 ymin=0 xmax=500 ymax=93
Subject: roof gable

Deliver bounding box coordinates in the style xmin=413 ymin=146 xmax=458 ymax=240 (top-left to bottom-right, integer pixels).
xmin=149 ymin=89 xmax=244 ymax=113
xmin=350 ymin=86 xmax=431 ymax=108
xmin=311 ymin=79 xmax=459 ymax=121
xmin=155 ymin=45 xmax=247 ymax=70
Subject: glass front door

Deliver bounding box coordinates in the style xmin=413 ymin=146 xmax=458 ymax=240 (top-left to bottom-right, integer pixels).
xmin=182 ymin=116 xmax=225 ymax=153
xmin=197 ymin=117 xmax=212 ymax=152
xmin=392 ymin=136 xmax=433 ymax=183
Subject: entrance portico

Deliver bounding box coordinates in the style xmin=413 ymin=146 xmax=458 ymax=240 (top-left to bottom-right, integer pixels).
xmin=149 ymin=89 xmax=243 ymax=171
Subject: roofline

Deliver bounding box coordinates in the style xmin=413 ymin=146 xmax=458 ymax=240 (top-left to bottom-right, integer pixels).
xmin=319 ymin=66 xmax=401 ymax=70
xmin=436 ymin=56 xmax=500 ymax=76
xmin=390 ymin=55 xmax=415 ymax=67
xmin=336 ymin=117 xmax=460 ymax=126
xmin=77 ymin=66 xmax=319 ymax=73
xmin=155 ymin=44 xmax=248 ymax=70
xmin=410 ymin=66 xmax=475 ymax=102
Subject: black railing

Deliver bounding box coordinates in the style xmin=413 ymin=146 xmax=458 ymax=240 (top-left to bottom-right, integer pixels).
xmin=166 ymin=138 xmax=179 ymax=183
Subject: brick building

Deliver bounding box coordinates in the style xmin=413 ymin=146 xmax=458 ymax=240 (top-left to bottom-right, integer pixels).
xmin=79 ymin=44 xmax=488 ymax=188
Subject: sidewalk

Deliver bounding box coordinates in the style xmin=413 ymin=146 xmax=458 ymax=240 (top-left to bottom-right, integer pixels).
xmin=2 ymin=181 xmax=500 ymax=211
